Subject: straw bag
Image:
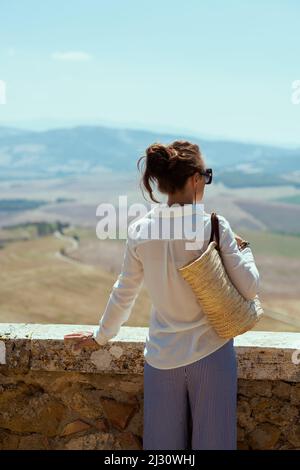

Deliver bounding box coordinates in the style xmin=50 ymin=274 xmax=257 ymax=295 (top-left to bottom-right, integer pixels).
xmin=178 ymin=212 xmax=264 ymax=339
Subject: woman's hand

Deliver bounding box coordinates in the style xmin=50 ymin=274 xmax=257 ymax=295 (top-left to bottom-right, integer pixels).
xmin=64 ymin=331 xmax=99 ymax=351
xmin=233 ymin=232 xmax=245 ymax=247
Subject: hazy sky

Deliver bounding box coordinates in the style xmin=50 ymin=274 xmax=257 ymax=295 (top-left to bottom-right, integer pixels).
xmin=0 ymin=0 xmax=300 ymax=146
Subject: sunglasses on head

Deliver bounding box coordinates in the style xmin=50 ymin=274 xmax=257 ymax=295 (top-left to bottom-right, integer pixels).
xmin=199 ymin=168 xmax=213 ymax=184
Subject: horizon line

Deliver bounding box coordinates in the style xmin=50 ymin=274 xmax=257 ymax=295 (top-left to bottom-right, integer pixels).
xmin=0 ymin=117 xmax=299 ymax=150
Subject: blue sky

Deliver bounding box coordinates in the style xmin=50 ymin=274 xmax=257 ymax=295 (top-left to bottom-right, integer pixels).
xmin=0 ymin=0 xmax=300 ymax=146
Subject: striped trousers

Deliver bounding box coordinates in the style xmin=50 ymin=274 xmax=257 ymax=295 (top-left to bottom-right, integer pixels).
xmin=143 ymin=339 xmax=238 ymax=450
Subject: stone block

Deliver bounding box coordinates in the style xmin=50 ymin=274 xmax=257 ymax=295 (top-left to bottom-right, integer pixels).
xmin=249 ymin=423 xmax=281 ymax=450
xmin=100 ymin=397 xmax=137 ymax=431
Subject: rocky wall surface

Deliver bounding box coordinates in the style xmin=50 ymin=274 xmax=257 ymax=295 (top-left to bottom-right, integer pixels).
xmin=0 ymin=324 xmax=300 ymax=450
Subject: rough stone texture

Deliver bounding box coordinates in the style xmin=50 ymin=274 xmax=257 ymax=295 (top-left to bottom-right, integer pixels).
xmin=100 ymin=397 xmax=138 ymax=431
xmin=272 ymin=381 xmax=291 ymax=400
xmin=286 ymin=424 xmax=300 ymax=447
xmin=1 ymin=324 xmax=300 ymax=450
xmin=61 ymin=420 xmax=92 ymax=436
xmin=0 ymin=368 xmax=143 ymax=450
xmin=237 ymin=380 xmax=300 ymax=450
xmin=248 ymin=423 xmax=281 ymax=450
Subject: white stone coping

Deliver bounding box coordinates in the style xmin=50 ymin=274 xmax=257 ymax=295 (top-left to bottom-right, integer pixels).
xmin=0 ymin=323 xmax=300 ymax=381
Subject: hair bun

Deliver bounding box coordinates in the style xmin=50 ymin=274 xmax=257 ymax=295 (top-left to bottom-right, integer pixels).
xmin=146 ymin=143 xmax=171 ymax=176
xmin=137 ymin=139 xmax=204 ymax=203
xmin=167 ymin=147 xmax=180 ymax=169
xmin=146 ymin=143 xmax=180 ymax=176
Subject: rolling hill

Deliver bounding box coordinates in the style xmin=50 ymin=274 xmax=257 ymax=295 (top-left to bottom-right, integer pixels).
xmin=0 ymin=125 xmax=299 ymax=188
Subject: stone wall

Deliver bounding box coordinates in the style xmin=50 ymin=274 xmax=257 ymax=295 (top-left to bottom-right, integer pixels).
xmin=0 ymin=324 xmax=300 ymax=450
xmin=237 ymin=379 xmax=300 ymax=449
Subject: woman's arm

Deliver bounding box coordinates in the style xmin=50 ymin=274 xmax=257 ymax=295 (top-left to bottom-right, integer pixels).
xmin=218 ymin=215 xmax=260 ymax=301
xmin=93 ymin=237 xmax=144 ymax=345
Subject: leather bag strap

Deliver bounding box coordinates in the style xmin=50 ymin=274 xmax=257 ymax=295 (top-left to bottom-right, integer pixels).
xmin=209 ymin=212 xmax=220 ymax=250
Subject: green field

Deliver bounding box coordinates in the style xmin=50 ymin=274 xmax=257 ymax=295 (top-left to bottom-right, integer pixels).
xmin=238 ymin=229 xmax=300 ymax=258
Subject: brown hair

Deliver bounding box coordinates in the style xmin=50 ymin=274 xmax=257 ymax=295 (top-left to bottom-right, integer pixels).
xmin=137 ymin=140 xmax=205 ymax=203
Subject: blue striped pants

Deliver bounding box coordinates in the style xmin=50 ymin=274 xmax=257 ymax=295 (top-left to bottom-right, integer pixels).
xmin=143 ymin=339 xmax=237 ymax=450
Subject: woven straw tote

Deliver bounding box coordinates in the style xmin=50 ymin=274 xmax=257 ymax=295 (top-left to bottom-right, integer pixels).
xmin=178 ymin=212 xmax=264 ymax=339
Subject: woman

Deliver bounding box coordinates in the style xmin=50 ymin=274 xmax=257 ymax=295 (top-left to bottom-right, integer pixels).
xmin=64 ymin=140 xmax=260 ymax=450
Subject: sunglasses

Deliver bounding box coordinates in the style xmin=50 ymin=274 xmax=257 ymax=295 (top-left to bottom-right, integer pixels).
xmin=199 ymin=168 xmax=213 ymax=184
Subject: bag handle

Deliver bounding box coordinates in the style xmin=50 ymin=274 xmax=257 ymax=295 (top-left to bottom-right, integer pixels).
xmin=209 ymin=212 xmax=220 ymax=251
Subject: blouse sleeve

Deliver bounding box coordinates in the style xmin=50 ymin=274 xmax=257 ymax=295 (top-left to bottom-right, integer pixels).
xmin=93 ymin=237 xmax=144 ymax=345
xmin=218 ymin=215 xmax=260 ymax=301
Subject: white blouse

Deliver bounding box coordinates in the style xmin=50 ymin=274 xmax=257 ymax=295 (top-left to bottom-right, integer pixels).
xmin=93 ymin=204 xmax=260 ymax=369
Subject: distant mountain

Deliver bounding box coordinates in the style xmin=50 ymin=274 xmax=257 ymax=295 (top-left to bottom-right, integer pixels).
xmin=0 ymin=127 xmax=30 ymax=139
xmin=0 ymin=125 xmax=299 ymax=187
